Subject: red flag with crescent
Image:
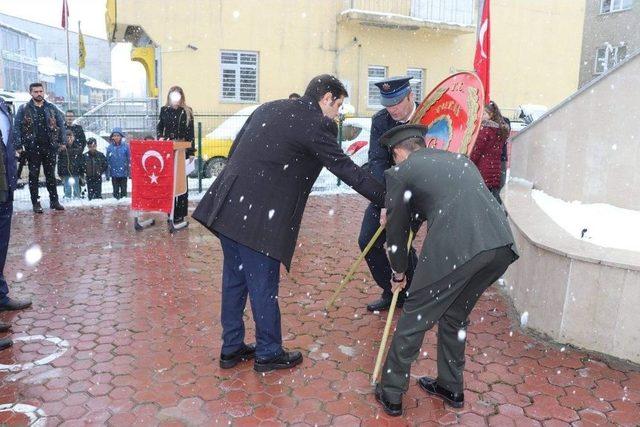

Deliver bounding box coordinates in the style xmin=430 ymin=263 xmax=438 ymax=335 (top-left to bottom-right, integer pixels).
xmin=130 ymin=140 xmax=175 ymax=213
xmin=474 ymin=0 xmax=490 ymax=101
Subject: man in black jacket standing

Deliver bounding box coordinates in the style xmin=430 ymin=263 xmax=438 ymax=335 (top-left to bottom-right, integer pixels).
xmin=0 ymin=97 xmax=33 ymax=351
xmin=13 ymin=83 xmax=65 ymax=213
xmin=193 ymin=75 xmax=385 ymax=372
xmin=64 ymin=110 xmax=87 ymax=152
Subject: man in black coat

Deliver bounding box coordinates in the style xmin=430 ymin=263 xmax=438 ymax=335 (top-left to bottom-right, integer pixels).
xmin=373 ymin=125 xmax=518 ymax=416
xmin=13 ymin=82 xmax=65 ymax=213
xmin=0 ymin=97 xmax=34 ymax=351
xmin=64 ymin=110 xmax=87 ymax=152
xmin=360 ymin=76 xmax=419 ymax=313
xmin=192 ymin=75 xmax=385 ymax=372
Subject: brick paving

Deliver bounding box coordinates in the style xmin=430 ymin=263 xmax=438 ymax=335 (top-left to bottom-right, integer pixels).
xmin=0 ymin=195 xmax=639 ymax=426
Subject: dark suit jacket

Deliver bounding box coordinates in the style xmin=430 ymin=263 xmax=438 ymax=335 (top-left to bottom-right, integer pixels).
xmin=384 ymin=148 xmax=518 ymax=291
xmin=192 ymin=96 xmax=385 ymax=270
xmin=0 ymin=99 xmax=18 ymax=198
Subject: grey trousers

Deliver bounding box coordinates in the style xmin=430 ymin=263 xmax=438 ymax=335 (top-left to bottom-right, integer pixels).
xmin=380 ymin=246 xmax=515 ymax=402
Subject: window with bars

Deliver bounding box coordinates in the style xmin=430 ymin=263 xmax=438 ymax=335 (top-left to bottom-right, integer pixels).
xmin=594 ymin=44 xmax=628 ymax=74
xmin=367 ymin=66 xmax=387 ymax=109
xmin=220 ymin=50 xmax=258 ymax=103
xmin=600 ymin=0 xmax=633 ymax=13
xmin=407 ymin=68 xmax=425 ymax=101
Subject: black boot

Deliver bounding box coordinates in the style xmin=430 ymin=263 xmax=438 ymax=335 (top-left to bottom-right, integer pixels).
xmin=254 ymin=350 xmax=303 ymax=372
xmin=374 ymin=383 xmax=402 ymax=416
xmin=32 ymin=202 xmax=44 ymax=214
xmin=50 ymin=200 xmax=65 ymax=211
xmin=418 ymin=376 xmax=464 ymax=408
xmin=219 ymin=343 xmax=256 ymax=369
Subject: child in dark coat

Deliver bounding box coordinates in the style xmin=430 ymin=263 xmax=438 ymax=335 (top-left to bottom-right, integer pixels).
xmin=58 ymin=130 xmax=84 ymax=199
xmin=82 ymin=138 xmax=108 ymax=200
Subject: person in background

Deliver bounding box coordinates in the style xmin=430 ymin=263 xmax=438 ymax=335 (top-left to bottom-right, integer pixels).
xmin=288 ymin=93 xmax=301 ymax=100
xmin=13 ymin=82 xmax=65 ymax=213
xmin=469 ymin=101 xmax=511 ymax=204
xmin=57 ymin=130 xmax=83 ymax=199
xmin=82 ymin=138 xmax=107 ymax=200
xmin=64 ymin=110 xmax=87 ymax=152
xmin=106 ymin=128 xmax=130 ymax=199
xmin=0 ymin=97 xmax=33 ymax=352
xmin=156 ymin=85 xmax=195 ymax=225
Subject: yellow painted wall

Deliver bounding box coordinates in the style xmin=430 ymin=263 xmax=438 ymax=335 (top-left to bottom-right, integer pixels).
xmin=111 ymin=0 xmax=584 ymax=116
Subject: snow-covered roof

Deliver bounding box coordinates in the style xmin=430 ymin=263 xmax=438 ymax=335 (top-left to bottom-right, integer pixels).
xmin=0 ymin=21 xmax=40 ymax=40
xmin=37 ymin=57 xmax=113 ymax=91
xmin=84 ymin=78 xmax=114 ymax=91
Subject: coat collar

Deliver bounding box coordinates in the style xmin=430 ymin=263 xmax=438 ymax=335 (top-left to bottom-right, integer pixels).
xmin=300 ymin=96 xmax=322 ymax=115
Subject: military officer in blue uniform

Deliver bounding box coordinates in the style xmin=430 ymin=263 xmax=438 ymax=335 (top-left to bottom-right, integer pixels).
xmin=361 ymin=76 xmax=420 ymax=312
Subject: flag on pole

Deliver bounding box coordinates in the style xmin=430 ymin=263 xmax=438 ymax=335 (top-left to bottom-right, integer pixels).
xmin=474 ymin=0 xmax=490 ymax=101
xmin=61 ymin=0 xmax=69 ymax=29
xmin=131 ymin=140 xmax=175 ymax=214
xmin=78 ymin=25 xmax=86 ymax=69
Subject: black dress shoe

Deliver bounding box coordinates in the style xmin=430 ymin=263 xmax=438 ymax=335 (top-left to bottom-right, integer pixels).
xmin=0 ymin=298 xmax=32 ymax=312
xmin=418 ymin=376 xmax=464 ymax=408
xmin=0 ymin=338 xmax=12 ymax=351
xmin=254 ymin=350 xmax=303 ymax=372
xmin=367 ymin=297 xmax=392 ymax=312
xmin=374 ymin=383 xmax=402 ymax=416
xmin=32 ymin=202 xmax=44 ymax=214
xmin=50 ymin=201 xmax=65 ymax=211
xmin=219 ymin=343 xmax=256 ymax=369
xmin=0 ymin=321 xmax=10 ymax=332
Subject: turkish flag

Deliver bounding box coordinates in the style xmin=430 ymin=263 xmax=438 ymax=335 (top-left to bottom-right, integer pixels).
xmin=130 ymin=140 xmax=175 ymax=213
xmin=61 ymin=0 xmax=69 ymax=29
xmin=474 ymin=0 xmax=490 ymax=101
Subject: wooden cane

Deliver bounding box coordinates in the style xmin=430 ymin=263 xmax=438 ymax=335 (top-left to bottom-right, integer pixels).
xmin=371 ymin=231 xmax=415 ymax=385
xmin=325 ymin=225 xmax=385 ymax=310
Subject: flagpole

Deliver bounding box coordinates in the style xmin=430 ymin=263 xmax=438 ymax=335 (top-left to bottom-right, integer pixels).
xmin=65 ymin=18 xmax=71 ymax=111
xmin=77 ymin=21 xmax=81 ymax=114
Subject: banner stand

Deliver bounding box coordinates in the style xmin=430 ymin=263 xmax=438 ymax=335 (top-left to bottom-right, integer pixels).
xmin=131 ymin=140 xmax=192 ymax=234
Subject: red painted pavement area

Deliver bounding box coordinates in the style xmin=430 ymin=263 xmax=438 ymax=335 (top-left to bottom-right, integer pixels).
xmin=0 ymin=195 xmax=638 ymax=426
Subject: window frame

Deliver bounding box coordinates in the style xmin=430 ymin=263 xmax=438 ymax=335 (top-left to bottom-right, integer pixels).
xmin=600 ymin=0 xmax=633 ymax=14
xmin=407 ymin=68 xmax=425 ymax=102
xmin=367 ymin=65 xmax=387 ymax=110
xmin=219 ymin=49 xmax=259 ymax=104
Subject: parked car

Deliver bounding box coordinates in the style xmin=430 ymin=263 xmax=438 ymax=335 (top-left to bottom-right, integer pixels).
xmin=197 ymin=105 xmax=260 ymax=178
xmin=312 ymin=117 xmax=371 ymax=192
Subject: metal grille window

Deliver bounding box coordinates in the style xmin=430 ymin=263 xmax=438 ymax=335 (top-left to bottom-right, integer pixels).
xmin=407 ymin=68 xmax=424 ymax=101
xmin=600 ymin=0 xmax=633 ymax=13
xmin=367 ymin=66 xmax=387 ymax=109
xmin=220 ymin=50 xmax=258 ymax=103
xmin=594 ymin=44 xmax=628 ymax=74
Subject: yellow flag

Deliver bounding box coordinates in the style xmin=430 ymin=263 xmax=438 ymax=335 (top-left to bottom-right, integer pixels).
xmin=78 ymin=26 xmax=86 ymax=69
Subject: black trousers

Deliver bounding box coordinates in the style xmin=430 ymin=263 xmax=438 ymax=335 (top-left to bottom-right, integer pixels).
xmin=359 ymin=204 xmax=418 ymax=299
xmin=26 ymin=147 xmax=59 ymax=205
xmin=173 ymin=192 xmax=188 ymax=223
xmin=86 ymin=176 xmax=102 ymax=200
xmin=380 ymin=246 xmax=515 ymax=401
xmin=111 ymin=177 xmax=127 ymax=199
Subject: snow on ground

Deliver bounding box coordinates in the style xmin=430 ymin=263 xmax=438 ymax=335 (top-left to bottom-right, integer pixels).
xmin=532 ymin=189 xmax=640 ymax=252
xmin=12 ymin=173 xmax=354 ymax=212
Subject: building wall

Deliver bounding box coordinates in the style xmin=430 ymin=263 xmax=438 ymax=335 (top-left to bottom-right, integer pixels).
xmin=578 ymin=0 xmax=640 ymax=88
xmin=0 ymin=13 xmax=112 ymax=85
xmin=0 ymin=24 xmax=38 ymax=92
xmin=111 ymin=0 xmax=584 ymax=115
